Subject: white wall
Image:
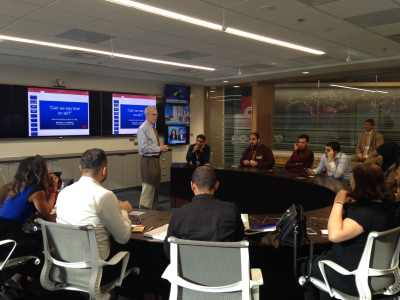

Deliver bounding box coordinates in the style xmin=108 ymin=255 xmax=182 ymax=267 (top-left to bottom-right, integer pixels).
xmin=0 ymin=64 xmax=204 ymax=162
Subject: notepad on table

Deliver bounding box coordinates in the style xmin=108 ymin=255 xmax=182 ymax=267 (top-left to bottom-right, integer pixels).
xmin=131 ymin=225 xmax=145 ymax=232
xmin=144 ymin=224 xmax=169 ymax=240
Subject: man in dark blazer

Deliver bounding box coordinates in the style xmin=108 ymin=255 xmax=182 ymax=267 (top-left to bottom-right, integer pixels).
xmin=186 ymin=134 xmax=211 ymax=166
xmin=178 ymin=128 xmax=186 ymax=141
xmin=350 ymin=119 xmax=384 ymax=164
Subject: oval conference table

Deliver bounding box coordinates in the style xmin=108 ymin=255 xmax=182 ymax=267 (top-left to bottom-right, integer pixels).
xmin=170 ymin=163 xmax=351 ymax=214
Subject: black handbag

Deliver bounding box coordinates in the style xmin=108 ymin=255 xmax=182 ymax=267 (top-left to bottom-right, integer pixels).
xmin=277 ymin=204 xmax=314 ymax=286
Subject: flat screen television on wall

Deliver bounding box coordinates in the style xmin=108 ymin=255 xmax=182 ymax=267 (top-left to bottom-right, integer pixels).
xmin=27 ymin=87 xmax=90 ymax=137
xmin=112 ymin=93 xmax=157 ymax=135
xmin=166 ymin=125 xmax=189 ymax=145
xmin=165 ymin=85 xmax=191 ymax=105
xmin=165 ymin=105 xmax=190 ymax=125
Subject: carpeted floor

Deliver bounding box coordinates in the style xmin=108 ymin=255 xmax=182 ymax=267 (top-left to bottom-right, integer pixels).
xmin=114 ymin=182 xmax=177 ymax=213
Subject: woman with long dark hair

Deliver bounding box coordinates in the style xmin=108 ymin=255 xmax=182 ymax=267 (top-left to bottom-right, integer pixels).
xmin=0 ymin=155 xmax=59 ymax=291
xmin=301 ymin=163 xmax=395 ymax=300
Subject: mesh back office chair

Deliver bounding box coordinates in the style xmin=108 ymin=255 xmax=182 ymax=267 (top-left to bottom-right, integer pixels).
xmin=0 ymin=240 xmax=40 ymax=300
xmin=37 ymin=219 xmax=132 ymax=300
xmin=299 ymin=227 xmax=400 ymax=300
xmin=162 ymin=237 xmax=263 ymax=300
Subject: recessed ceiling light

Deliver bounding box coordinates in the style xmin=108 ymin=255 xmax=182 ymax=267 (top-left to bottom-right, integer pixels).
xmin=330 ymin=84 xmax=388 ymax=94
xmin=223 ymin=81 xmax=228 ymax=82
xmin=106 ymin=0 xmax=325 ymax=55
xmin=302 ymin=71 xmax=309 ymax=74
xmin=233 ymin=86 xmax=240 ymax=88
xmin=0 ymin=34 xmax=215 ymax=71
xmin=210 ymin=91 xmax=215 ymax=93
xmin=261 ymin=5 xmax=275 ymax=11
xmin=271 ymin=62 xmax=276 ymax=65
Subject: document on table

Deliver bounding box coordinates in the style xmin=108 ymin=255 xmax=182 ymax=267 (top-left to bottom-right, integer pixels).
xmin=129 ymin=211 xmax=146 ymax=216
xmin=241 ymin=214 xmax=250 ymax=230
xmin=144 ymin=224 xmax=169 ymax=241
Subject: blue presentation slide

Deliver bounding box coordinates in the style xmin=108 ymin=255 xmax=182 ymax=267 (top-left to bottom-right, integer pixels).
xmin=39 ymin=101 xmax=89 ymax=130
xmin=120 ymin=105 xmax=147 ymax=129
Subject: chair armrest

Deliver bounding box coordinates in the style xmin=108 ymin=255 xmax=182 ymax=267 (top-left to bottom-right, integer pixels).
xmin=250 ymin=268 xmax=263 ymax=288
xmin=99 ymin=251 xmax=130 ymax=287
xmin=0 ymin=240 xmax=17 ymax=270
xmin=318 ymin=260 xmax=356 ymax=297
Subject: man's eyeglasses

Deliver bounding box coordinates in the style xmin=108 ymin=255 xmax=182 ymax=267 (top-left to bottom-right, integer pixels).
xmin=149 ymin=113 xmax=159 ymax=116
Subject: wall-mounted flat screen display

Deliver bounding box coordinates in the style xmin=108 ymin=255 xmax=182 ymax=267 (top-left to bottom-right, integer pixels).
xmin=165 ymin=85 xmax=191 ymax=105
xmin=166 ymin=125 xmax=189 ymax=145
xmin=112 ymin=93 xmax=157 ymax=135
xmin=165 ymin=106 xmax=190 ymax=125
xmin=28 ymin=87 xmax=89 ymax=137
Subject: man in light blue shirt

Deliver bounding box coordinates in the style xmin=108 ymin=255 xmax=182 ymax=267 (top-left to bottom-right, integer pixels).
xmin=137 ymin=106 xmax=168 ymax=210
xmin=307 ymin=141 xmax=352 ymax=179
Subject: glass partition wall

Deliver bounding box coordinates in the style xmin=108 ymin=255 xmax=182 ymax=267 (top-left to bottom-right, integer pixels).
xmin=205 ymin=86 xmax=252 ymax=166
xmin=205 ymin=71 xmax=400 ymax=164
xmin=273 ymin=73 xmax=400 ymax=155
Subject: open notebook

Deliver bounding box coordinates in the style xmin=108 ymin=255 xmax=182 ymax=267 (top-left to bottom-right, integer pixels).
xmin=144 ymin=224 xmax=169 ymax=241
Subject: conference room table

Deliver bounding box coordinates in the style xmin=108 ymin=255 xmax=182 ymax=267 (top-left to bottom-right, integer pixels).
xmin=170 ymin=163 xmax=351 ymax=214
xmin=128 ymin=204 xmax=334 ymax=300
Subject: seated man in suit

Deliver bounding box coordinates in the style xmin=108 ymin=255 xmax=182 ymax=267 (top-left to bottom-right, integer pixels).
xmin=350 ymin=119 xmax=384 ymax=164
xmin=56 ymin=148 xmax=140 ymax=299
xmin=164 ymin=166 xmax=244 ymax=259
xmin=306 ymin=141 xmax=352 ymax=179
xmin=285 ymin=134 xmax=314 ymax=171
xmin=186 ymin=134 xmax=211 ymax=166
xmin=240 ymin=132 xmax=275 ymax=168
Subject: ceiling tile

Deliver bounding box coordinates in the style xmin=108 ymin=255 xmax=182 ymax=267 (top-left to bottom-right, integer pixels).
xmin=98 ymin=38 xmax=152 ymax=50
xmin=79 ymin=20 xmax=143 ymax=37
xmin=345 ymin=8 xmax=400 ymax=28
xmin=252 ymin=43 xmax=314 ymax=59
xmin=226 ymin=0 xmax=310 ymax=20
xmin=317 ymin=0 xmax=398 ymax=18
xmin=157 ymin=38 xmax=210 ymax=50
xmin=350 ymin=37 xmax=399 ymax=50
xmin=0 ymin=15 xmax=18 ymax=29
xmin=201 ymin=0 xmax=245 ymax=6
xmin=0 ymin=46 xmax=16 ymax=54
xmin=148 ymin=0 xmax=218 ymax=15
xmin=7 ymin=49 xmax=51 ymax=59
xmin=165 ymin=50 xmax=211 ymax=60
xmin=0 ymin=0 xmax=40 ymax=18
xmin=0 ymin=39 xmax=28 ymax=50
xmin=305 ymin=58 xmax=342 ymax=65
xmin=48 ymin=0 xmax=128 ymax=18
xmin=56 ymin=29 xmax=113 ymax=44
xmin=192 ymin=55 xmax=236 ymax=65
xmin=152 ymin=22 xmax=212 ymax=38
xmin=25 ymin=7 xmax=96 ymax=28
xmin=0 ymin=28 xmax=51 ymax=40
xmin=362 ymin=44 xmax=400 ymax=57
xmin=189 ymin=31 xmax=242 ymax=45
xmin=368 ymin=23 xmax=400 ymax=36
xmin=197 ymin=8 xmax=257 ymax=26
xmin=125 ymin=30 xmax=181 ymax=44
xmin=322 ymin=29 xmax=381 ymax=44
xmin=299 ymin=37 xmax=336 ymax=48
xmin=16 ymin=44 xmax=67 ymax=55
xmin=6 ymin=19 xmax=71 ymax=36
xmin=222 ymin=39 xmax=275 ymax=51
xmin=45 ymin=37 xmax=98 ymax=48
xmin=218 ymin=51 xmax=264 ymax=60
xmin=191 ymin=45 xmax=237 ymax=55
xmin=140 ymin=45 xmax=183 ymax=55
xmin=230 ymin=21 xmax=286 ymax=36
xmin=105 ymin=9 xmax=173 ymax=29
xmin=266 ymin=8 xmax=337 ymax=29
xmin=258 ymin=29 xmax=314 ymax=43
xmin=17 ymin=0 xmax=55 ymax=5
xmin=296 ymin=20 xmax=360 ymax=37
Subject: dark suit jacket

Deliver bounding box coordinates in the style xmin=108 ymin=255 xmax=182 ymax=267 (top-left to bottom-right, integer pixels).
xmin=178 ymin=134 xmax=186 ymax=141
xmin=186 ymin=144 xmax=211 ymax=165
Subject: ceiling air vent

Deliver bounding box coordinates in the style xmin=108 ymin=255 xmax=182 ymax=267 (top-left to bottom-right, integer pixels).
xmin=61 ymin=51 xmax=106 ymax=60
